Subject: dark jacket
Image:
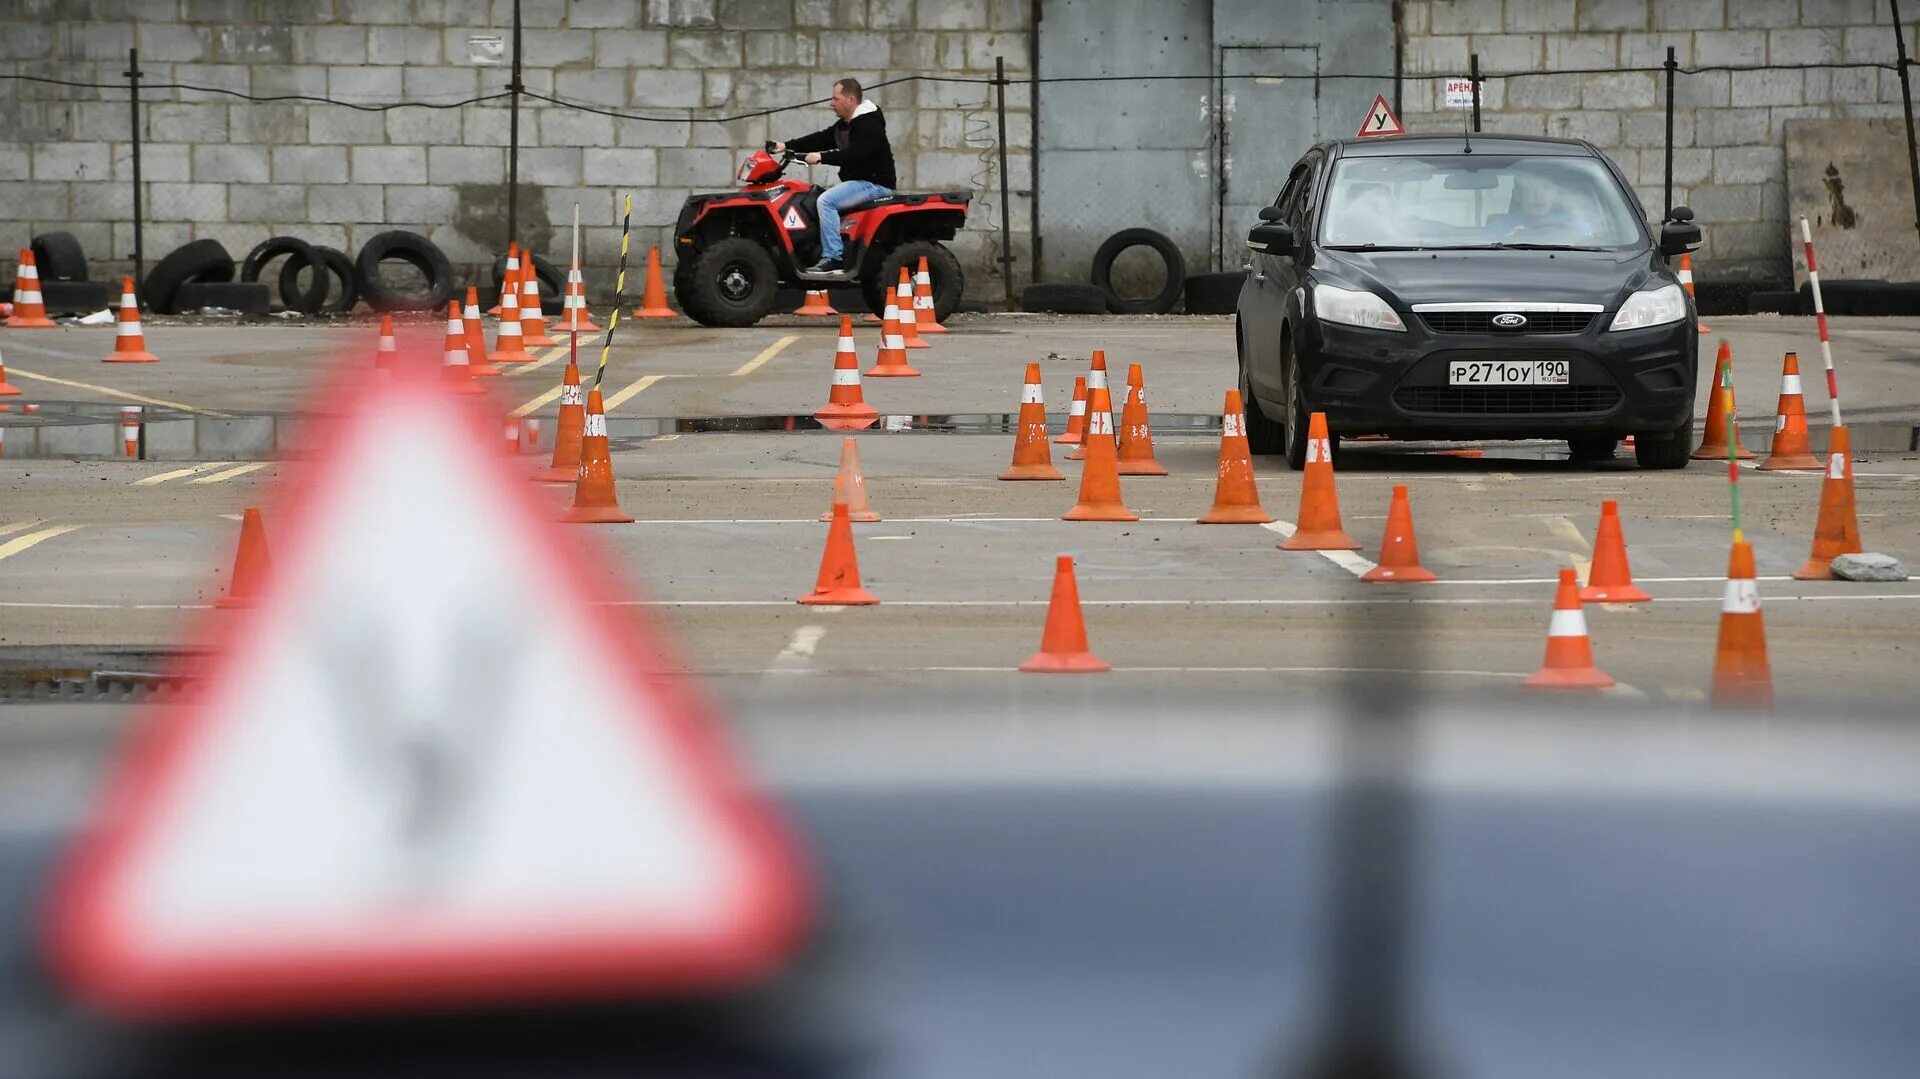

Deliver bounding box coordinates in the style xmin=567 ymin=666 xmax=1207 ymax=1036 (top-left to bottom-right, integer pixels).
xmin=787 ymin=102 xmax=897 ymax=189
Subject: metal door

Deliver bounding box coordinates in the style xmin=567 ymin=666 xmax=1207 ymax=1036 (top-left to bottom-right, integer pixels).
xmin=1217 ymin=46 xmax=1320 ymax=271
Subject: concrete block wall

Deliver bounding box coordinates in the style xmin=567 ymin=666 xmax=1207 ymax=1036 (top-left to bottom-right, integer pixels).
xmin=1397 ymin=0 xmax=1906 ymax=281
xmin=0 ymin=0 xmax=1034 ymax=304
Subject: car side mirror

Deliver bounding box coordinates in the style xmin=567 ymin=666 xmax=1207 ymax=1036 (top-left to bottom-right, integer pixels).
xmin=1247 ymin=220 xmax=1297 ymax=257
xmin=1659 ymin=214 xmax=1701 ymax=257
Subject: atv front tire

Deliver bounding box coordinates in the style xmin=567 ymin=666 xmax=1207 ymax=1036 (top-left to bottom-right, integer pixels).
xmin=678 ymin=237 xmax=781 ymax=327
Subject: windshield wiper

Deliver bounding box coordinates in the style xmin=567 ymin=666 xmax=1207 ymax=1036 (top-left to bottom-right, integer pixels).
xmin=1441 ymin=242 xmax=1608 ymax=252
xmin=1321 ymin=244 xmax=1437 ymax=251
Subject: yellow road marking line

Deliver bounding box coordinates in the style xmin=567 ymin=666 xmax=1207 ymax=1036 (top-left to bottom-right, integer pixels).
xmin=0 ymin=524 xmax=81 ymax=562
xmin=132 ymin=462 xmax=233 ymax=486
xmin=6 ymin=368 xmax=231 ymax=418
xmin=604 ymin=374 xmax=663 ymax=412
xmin=508 ymin=344 xmax=572 ymax=378
xmin=511 ymin=384 xmax=565 ymax=418
xmin=729 ymin=334 xmax=799 ymax=377
xmin=188 ymin=463 xmax=268 ymax=484
xmin=0 ymin=519 xmax=46 ymax=539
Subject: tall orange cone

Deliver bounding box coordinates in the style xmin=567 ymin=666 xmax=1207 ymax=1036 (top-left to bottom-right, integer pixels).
xmin=894 ymin=266 xmax=927 ymax=349
xmin=102 ymin=277 xmax=158 ymax=363
xmin=999 ymin=362 xmax=1064 ymax=480
xmin=1523 ymin=568 xmax=1614 ymax=690
xmin=818 ymin=437 xmax=880 ymax=521
xmin=1054 ymin=376 xmax=1087 ymax=445
xmin=1712 ymin=540 xmax=1772 ymax=710
xmin=912 ymin=255 xmax=947 ymax=334
xmin=0 ymin=338 xmax=21 ymax=396
xmin=561 ymin=386 xmax=633 ymax=524
xmin=5 ymin=250 xmax=56 ymax=328
xmin=1063 ymin=386 xmax=1138 ymax=522
xmin=1792 ymin=425 xmax=1864 ymax=580
xmin=373 ymin=314 xmax=397 ymax=373
xmin=815 ymin=315 xmax=879 ymax=426
xmin=1579 ymin=499 xmax=1651 ymax=603
xmin=865 ymin=301 xmax=920 ymax=377
xmin=1279 ymin=412 xmax=1360 ymax=551
xmin=441 ymin=300 xmax=485 ymax=395
xmin=215 ymin=507 xmax=270 ymax=609
xmin=798 ymin=502 xmax=878 ymax=605
xmin=462 ymin=286 xmax=502 ymax=378
xmin=562 ymin=261 xmax=601 ymax=333
xmin=634 ymin=245 xmax=675 ymax=318
xmin=1115 ymin=364 xmax=1168 ymax=476
xmin=1019 ymin=555 xmax=1109 ymax=673
xmin=491 ymin=272 xmax=537 ymax=364
xmin=488 ymin=243 xmax=520 ymax=316
xmin=518 ymin=261 xmax=558 ymax=346
xmin=535 ymin=350 xmax=586 ymax=483
xmin=1758 ymin=351 xmax=1822 ymax=470
xmin=1068 ymin=351 xmax=1112 ymax=461
xmin=1678 ymin=252 xmax=1708 ymax=334
xmin=1199 ymin=389 xmax=1272 ymax=523
xmin=1360 ymin=485 xmax=1436 ymax=582
xmin=1693 ymin=341 xmax=1752 ymax=460
xmin=795 ymin=289 xmax=837 ymax=316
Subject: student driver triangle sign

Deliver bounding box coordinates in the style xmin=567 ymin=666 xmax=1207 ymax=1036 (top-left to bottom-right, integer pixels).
xmin=1357 ymin=94 xmax=1404 ymax=138
xmin=47 ymin=363 xmax=811 ymax=1018
xmin=782 ymin=205 xmax=805 ymax=230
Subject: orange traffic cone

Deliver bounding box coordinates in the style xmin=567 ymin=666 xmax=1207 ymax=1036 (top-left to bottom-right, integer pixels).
xmin=912 ymin=255 xmax=947 ymax=334
xmin=463 ymin=286 xmax=502 ymax=378
xmin=489 ymin=243 xmax=520 ymax=316
xmin=119 ymin=406 xmax=140 ymax=458
xmin=1115 ymin=365 xmax=1168 ymax=476
xmin=1523 ymin=568 xmax=1614 ymax=690
xmin=1068 ymin=351 xmax=1112 ymax=461
xmin=1019 ymin=555 xmax=1109 ymax=673
xmin=1279 ymin=412 xmax=1360 ymax=550
xmin=215 ymin=507 xmax=270 ymax=609
xmin=535 ymin=352 xmax=586 ymax=483
xmin=0 ymin=338 xmax=20 ymax=396
xmin=1198 ymin=389 xmax=1272 ymax=523
xmin=635 ymin=245 xmax=675 ymax=318
xmin=795 ymin=289 xmax=837 ymax=316
xmin=1055 ymin=376 xmax=1087 ymax=445
xmin=1000 ymin=362 xmax=1064 ymax=480
xmin=1580 ymin=499 xmax=1651 ymax=602
xmin=1758 ymin=352 xmax=1822 ymax=470
xmin=492 ymin=273 xmax=537 ymax=364
xmin=865 ymin=302 xmax=920 ymax=377
xmin=1678 ymin=252 xmax=1708 ymax=334
xmin=374 ymin=314 xmax=397 ymax=373
xmin=503 ymin=415 xmax=522 ymax=455
xmin=1063 ymin=386 xmax=1138 ymax=522
xmin=102 ymin=277 xmax=157 ymax=363
xmin=1693 ymin=341 xmax=1752 ymax=460
xmin=815 ymin=315 xmax=879 ymax=427
xmin=1792 ymin=425 xmax=1865 ymax=580
xmin=1360 ymin=485 xmax=1436 ymax=582
xmin=560 ymin=386 xmax=633 ymax=524
xmin=799 ymin=502 xmax=878 ymax=605
xmin=5 ymin=250 xmax=56 ymax=328
xmin=441 ymin=300 xmax=485 ymax=395
xmin=562 ymin=262 xmax=601 ymax=333
xmin=818 ymin=437 xmax=880 ymax=521
xmin=1712 ymin=540 xmax=1772 ymax=709
xmin=894 ymin=266 xmax=927 ymax=349
xmin=519 ymin=262 xmax=558 ymax=347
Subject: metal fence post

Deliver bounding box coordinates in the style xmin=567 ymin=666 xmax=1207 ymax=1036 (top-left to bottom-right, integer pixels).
xmin=124 ymin=47 xmax=144 ymax=285
xmin=505 ymin=0 xmax=524 ymax=252
xmin=1891 ymin=0 xmax=1920 ymax=241
xmin=1663 ymin=46 xmax=1677 ymax=220
xmin=996 ymin=56 xmax=1014 ymax=311
xmin=1469 ymin=53 xmax=1481 ymax=133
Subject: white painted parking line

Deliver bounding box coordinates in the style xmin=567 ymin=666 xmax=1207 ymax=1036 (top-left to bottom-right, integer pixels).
xmin=186 ymin=463 xmax=268 ymax=485
xmin=132 ymin=462 xmax=234 ymax=486
xmin=1261 ymin=520 xmax=1379 ymax=578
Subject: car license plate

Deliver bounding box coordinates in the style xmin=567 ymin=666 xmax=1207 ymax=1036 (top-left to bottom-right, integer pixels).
xmin=1447 ymin=360 xmax=1571 ymax=386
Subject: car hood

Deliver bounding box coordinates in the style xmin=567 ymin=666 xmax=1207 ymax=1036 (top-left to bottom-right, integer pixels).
xmin=1314 ymin=248 xmax=1661 ymax=310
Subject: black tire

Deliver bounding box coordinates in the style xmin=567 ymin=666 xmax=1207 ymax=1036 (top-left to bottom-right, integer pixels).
xmin=1567 ymin=435 xmax=1620 ymax=462
xmin=677 ymin=236 xmax=781 ymax=327
xmin=354 ymin=230 xmax=454 ymax=313
xmin=142 ymin=239 xmax=236 ymax=315
xmin=30 ymin=231 xmax=88 ymax=281
xmin=1090 ymin=228 xmax=1185 ymax=314
xmin=37 ymin=279 xmax=113 ymax=316
xmin=280 ymin=245 xmax=359 ymax=315
xmin=241 ymin=236 xmax=324 ymax=313
xmin=1184 ymin=271 xmax=1247 ymax=315
xmin=491 ymin=252 xmax=566 ymax=315
xmin=858 ymin=240 xmax=965 ymax=323
xmin=1635 ymin=421 xmax=1694 ymax=470
xmin=1237 ymin=323 xmax=1284 ymax=456
xmin=1279 ymin=327 xmax=1331 ymax=470
xmin=1019 ymin=282 xmax=1106 ymax=314
xmin=173 ymin=281 xmax=273 ymax=316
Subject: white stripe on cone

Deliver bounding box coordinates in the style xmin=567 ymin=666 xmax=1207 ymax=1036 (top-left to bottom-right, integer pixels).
xmin=1087 ymin=410 xmax=1113 ymax=436
xmin=1224 ymin=413 xmax=1245 ymax=437
xmin=1021 ymin=384 xmax=1043 ymax=404
xmin=1069 ymin=399 xmax=1086 ymax=416
xmin=1781 ymin=374 xmax=1802 ymax=395
xmin=831 ymin=368 xmax=860 ymax=386
xmin=884 ymin=333 xmax=904 ymax=349
xmin=1828 ymin=452 xmax=1846 ymax=480
xmin=1722 ymin=578 xmax=1760 ymax=615
xmin=836 ymin=336 xmax=855 ymax=351
xmin=1546 ymin=608 xmax=1589 ymax=637
xmin=1306 ymin=437 xmax=1331 ymax=464
xmin=584 ymin=411 xmax=607 ymax=437
xmin=561 ymin=383 xmax=584 ymax=405
xmin=116 ymin=322 xmax=141 ymax=337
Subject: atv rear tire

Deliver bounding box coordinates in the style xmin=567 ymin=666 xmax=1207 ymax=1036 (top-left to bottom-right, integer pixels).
xmin=678 ymin=237 xmax=781 ymax=327
xmin=861 ymin=241 xmax=963 ymax=322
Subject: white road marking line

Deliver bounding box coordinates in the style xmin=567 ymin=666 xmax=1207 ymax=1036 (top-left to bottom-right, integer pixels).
xmin=0 ymin=524 xmax=81 ymax=562
xmin=3 ymin=367 xmax=231 ymax=418
xmin=187 ymin=462 xmax=268 ymax=484
xmin=777 ymin=625 xmax=827 ymax=659
xmin=922 ymin=666 xmax=1531 ymax=677
xmin=604 ymin=374 xmax=663 ymax=412
xmin=1261 ymin=520 xmax=1378 ymax=577
xmin=867 ymin=535 xmax=915 ymax=541
xmin=131 ymin=462 xmax=234 ymax=486
xmin=729 ymin=334 xmax=799 ymax=378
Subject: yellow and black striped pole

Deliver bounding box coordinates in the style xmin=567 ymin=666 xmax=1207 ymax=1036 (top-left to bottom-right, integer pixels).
xmin=595 ymin=194 xmax=633 ymax=389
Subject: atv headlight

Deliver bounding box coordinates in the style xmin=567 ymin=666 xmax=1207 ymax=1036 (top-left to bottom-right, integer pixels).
xmin=1314 ymin=283 xmax=1406 ymax=332
xmin=1608 ymin=283 xmax=1687 ymax=331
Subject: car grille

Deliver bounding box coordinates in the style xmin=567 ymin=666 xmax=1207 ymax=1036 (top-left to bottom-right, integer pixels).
xmin=1392 ymin=385 xmax=1624 ymax=415
xmin=1421 ymin=312 xmax=1596 ymax=334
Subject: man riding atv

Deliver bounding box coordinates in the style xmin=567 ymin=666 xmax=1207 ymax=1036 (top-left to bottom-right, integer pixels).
xmin=773 ymin=78 xmax=895 ymax=275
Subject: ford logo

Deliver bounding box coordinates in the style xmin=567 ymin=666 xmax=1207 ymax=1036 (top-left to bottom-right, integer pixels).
xmin=1491 ymin=313 xmax=1528 ymax=329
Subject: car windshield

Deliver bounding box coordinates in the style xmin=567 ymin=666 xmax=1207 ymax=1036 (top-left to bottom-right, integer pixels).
xmin=1319 ymin=154 xmax=1645 ymax=249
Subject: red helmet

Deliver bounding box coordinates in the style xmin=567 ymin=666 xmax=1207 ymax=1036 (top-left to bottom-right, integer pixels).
xmin=737 ymin=150 xmax=781 ymax=185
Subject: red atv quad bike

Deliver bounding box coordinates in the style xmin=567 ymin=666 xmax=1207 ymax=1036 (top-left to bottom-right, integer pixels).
xmin=671 ymin=143 xmax=969 ymax=327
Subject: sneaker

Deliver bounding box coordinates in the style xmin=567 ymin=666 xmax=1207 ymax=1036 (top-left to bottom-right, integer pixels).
xmin=805 ymin=258 xmax=845 ymax=273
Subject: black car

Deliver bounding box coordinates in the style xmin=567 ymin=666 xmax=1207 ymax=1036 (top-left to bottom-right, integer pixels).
xmin=1235 ymin=134 xmax=1704 ymax=469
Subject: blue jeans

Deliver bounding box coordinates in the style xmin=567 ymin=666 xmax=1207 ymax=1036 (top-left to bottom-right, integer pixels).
xmin=816 ymin=180 xmax=890 ymax=261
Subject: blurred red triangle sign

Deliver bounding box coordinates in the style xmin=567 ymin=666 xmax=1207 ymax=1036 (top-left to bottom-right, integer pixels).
xmin=47 ymin=364 xmax=811 ymax=1019
xmin=1357 ymin=94 xmax=1404 ymax=137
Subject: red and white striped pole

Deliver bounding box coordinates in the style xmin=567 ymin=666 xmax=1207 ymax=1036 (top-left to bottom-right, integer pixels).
xmin=1798 ymin=215 xmax=1844 ymax=428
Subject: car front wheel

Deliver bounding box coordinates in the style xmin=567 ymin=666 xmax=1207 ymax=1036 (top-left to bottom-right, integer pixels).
xmin=1281 ymin=330 xmax=1333 ymax=470
xmin=1634 ymin=420 xmax=1694 ymax=470
xmin=1237 ymin=324 xmax=1285 ymax=456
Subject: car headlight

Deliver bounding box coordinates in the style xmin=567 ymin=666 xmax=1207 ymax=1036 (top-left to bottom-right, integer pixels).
xmin=1608 ymin=283 xmax=1687 ymax=331
xmin=1314 ymin=283 xmax=1406 ymax=332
